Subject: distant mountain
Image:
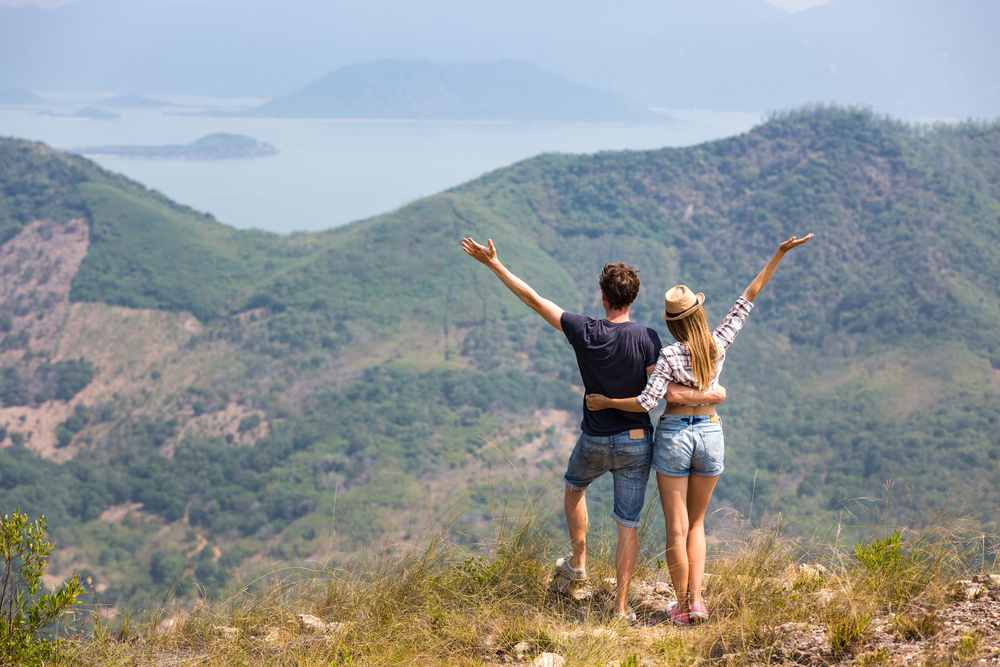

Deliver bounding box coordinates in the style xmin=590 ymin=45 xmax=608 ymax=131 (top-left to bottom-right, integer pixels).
xmin=240 ymin=60 xmax=664 ymax=122
xmin=96 ymin=94 xmax=169 ymax=109
xmin=0 ymin=87 xmax=45 ymax=105
xmin=72 ymin=133 xmax=278 ymax=159
xmin=0 ymin=0 xmax=998 ymax=117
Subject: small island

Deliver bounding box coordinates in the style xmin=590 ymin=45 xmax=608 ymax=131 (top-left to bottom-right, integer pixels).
xmin=42 ymin=107 xmax=123 ymax=121
xmin=71 ymin=133 xmax=279 ymax=159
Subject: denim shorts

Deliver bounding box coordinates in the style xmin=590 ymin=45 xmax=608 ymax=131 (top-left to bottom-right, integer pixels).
xmin=563 ymin=428 xmax=654 ymax=529
xmin=652 ymin=415 xmax=725 ymax=478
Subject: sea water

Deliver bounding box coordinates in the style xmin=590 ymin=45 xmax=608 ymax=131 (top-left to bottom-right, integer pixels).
xmin=0 ymin=96 xmax=761 ymax=234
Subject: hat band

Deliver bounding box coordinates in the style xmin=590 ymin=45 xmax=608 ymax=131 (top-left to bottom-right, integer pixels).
xmin=664 ymin=302 xmax=699 ymax=319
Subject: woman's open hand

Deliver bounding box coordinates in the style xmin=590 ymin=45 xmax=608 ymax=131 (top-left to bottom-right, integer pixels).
xmin=778 ymin=234 xmax=813 ymax=253
xmin=585 ymin=394 xmax=610 ymax=411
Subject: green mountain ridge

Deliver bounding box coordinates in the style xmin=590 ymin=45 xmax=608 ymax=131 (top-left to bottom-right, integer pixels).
xmin=0 ymin=106 xmax=998 ymax=605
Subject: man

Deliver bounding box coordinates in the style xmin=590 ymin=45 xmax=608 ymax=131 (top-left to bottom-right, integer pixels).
xmin=461 ymin=237 xmax=725 ymax=620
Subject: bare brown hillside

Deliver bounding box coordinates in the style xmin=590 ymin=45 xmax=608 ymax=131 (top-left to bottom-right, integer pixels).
xmin=0 ymin=220 xmax=268 ymax=460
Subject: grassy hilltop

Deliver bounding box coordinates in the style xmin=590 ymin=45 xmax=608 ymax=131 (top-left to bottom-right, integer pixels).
xmin=0 ymin=106 xmax=999 ymax=605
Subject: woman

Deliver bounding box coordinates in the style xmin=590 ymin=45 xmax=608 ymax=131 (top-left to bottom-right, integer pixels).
xmin=586 ymin=234 xmax=812 ymax=625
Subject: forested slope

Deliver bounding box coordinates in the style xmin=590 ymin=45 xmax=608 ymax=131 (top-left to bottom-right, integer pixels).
xmin=0 ymin=106 xmax=998 ymax=604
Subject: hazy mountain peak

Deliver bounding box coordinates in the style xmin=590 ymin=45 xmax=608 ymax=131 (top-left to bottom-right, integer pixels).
xmin=241 ymin=59 xmax=664 ymax=122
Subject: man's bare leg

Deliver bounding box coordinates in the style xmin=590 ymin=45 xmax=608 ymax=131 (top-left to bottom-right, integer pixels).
xmin=564 ymin=486 xmax=588 ymax=571
xmin=657 ymin=473 xmax=691 ymax=611
xmin=614 ymin=523 xmax=639 ymax=614
xmin=685 ymin=474 xmax=719 ymax=608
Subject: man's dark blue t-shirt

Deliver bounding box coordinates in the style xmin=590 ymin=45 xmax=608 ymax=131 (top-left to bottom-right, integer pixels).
xmin=560 ymin=312 xmax=662 ymax=437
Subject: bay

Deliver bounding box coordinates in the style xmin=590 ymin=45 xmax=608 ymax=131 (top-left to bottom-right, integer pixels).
xmin=0 ymin=98 xmax=760 ymax=234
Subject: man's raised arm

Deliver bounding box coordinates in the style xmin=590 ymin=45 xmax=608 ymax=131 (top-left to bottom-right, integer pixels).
xmin=462 ymin=237 xmax=565 ymax=331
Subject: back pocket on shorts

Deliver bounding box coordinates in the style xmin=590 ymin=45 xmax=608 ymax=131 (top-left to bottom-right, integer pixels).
xmin=702 ymin=430 xmax=724 ymax=463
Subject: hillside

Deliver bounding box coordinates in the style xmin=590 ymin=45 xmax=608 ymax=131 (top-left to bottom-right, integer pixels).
xmin=0 ymin=106 xmax=999 ymax=608
xmin=239 ymin=60 xmax=664 ymax=122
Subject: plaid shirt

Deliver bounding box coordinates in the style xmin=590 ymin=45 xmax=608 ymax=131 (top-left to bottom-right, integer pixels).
xmin=637 ymin=297 xmax=754 ymax=411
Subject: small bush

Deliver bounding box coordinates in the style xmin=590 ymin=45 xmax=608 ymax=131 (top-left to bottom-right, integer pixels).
xmin=238 ymin=414 xmax=262 ymax=434
xmin=0 ymin=509 xmax=84 ymax=663
xmin=855 ymin=531 xmax=909 ymax=577
xmin=957 ymin=632 xmax=982 ymax=661
xmin=856 ymin=648 xmax=891 ymax=666
xmin=827 ymin=607 xmax=872 ymax=655
xmin=0 ymin=366 xmax=29 ymax=407
xmin=55 ymin=428 xmax=73 ymax=448
xmin=892 ymin=608 xmax=941 ymax=640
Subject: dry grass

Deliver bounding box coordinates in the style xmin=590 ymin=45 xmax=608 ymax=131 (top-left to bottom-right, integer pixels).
xmin=60 ymin=481 xmax=1000 ymax=667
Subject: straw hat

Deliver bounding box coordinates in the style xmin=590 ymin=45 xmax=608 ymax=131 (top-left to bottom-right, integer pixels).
xmin=662 ymin=285 xmax=705 ymax=321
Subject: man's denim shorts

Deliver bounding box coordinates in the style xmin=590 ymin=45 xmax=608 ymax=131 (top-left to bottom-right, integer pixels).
xmin=563 ymin=428 xmax=654 ymax=529
xmin=652 ymin=415 xmax=725 ymax=478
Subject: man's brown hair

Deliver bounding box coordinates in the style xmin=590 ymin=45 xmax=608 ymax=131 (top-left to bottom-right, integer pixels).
xmin=598 ymin=263 xmax=641 ymax=310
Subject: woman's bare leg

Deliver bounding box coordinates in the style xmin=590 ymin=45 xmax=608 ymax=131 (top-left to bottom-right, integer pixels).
xmin=685 ymin=474 xmax=719 ymax=607
xmin=657 ymin=472 xmax=691 ymax=611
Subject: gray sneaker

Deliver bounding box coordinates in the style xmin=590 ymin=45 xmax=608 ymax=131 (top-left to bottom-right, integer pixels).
xmin=555 ymin=555 xmax=586 ymax=581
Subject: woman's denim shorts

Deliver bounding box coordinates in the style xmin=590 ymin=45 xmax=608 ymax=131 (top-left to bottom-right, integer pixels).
xmin=563 ymin=428 xmax=654 ymax=529
xmin=652 ymin=414 xmax=725 ymax=478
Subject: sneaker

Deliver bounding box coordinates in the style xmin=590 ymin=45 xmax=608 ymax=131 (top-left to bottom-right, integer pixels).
xmin=666 ymin=601 xmax=690 ymax=626
xmin=554 ymin=555 xmax=586 ymax=581
xmin=688 ymin=600 xmax=709 ymax=624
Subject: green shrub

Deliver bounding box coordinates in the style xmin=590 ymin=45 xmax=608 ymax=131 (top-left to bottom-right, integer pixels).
xmin=855 ymin=531 xmax=909 ymax=577
xmin=55 ymin=429 xmax=73 ymax=448
xmin=237 ymin=414 xmax=261 ymax=434
xmin=0 ymin=509 xmax=84 ymax=664
xmin=35 ymin=359 xmax=96 ymax=402
xmin=0 ymin=366 xmax=28 ymax=407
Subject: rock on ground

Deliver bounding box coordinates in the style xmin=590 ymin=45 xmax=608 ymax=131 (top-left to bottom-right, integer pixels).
xmin=532 ymin=654 xmax=566 ymax=667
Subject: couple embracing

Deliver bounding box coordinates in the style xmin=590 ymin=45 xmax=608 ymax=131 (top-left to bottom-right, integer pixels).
xmin=461 ymin=232 xmax=811 ymax=624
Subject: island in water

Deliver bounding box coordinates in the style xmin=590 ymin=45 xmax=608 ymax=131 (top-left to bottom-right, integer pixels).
xmin=71 ymin=133 xmax=279 ymax=159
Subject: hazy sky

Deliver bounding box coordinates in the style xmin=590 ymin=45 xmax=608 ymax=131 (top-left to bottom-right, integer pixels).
xmin=762 ymin=0 xmax=835 ymax=10
xmin=0 ymin=0 xmax=70 ymax=5
xmin=0 ymin=0 xmax=837 ymax=9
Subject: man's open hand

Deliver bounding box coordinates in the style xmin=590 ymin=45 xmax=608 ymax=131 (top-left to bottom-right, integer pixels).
xmin=460 ymin=235 xmax=565 ymax=331
xmin=461 ymin=237 xmax=500 ymax=268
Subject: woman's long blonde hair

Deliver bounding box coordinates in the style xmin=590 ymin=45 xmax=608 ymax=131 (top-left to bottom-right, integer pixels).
xmin=665 ymin=305 xmax=717 ymax=390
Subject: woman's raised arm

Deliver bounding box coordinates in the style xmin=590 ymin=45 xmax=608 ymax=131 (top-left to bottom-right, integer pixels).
xmin=742 ymin=234 xmax=813 ymax=303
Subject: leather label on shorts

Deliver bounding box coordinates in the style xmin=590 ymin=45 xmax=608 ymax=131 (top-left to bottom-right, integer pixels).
xmin=628 ymin=429 xmax=645 ymax=440
xmin=710 ymin=415 xmax=720 ymax=423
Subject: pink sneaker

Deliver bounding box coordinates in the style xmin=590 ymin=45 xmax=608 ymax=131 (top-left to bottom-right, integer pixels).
xmin=666 ymin=601 xmax=689 ymax=625
xmin=689 ymin=600 xmax=709 ymax=624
